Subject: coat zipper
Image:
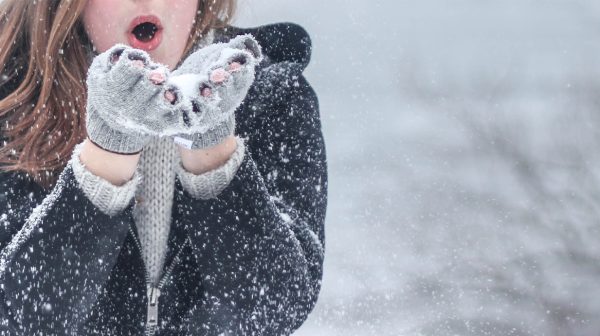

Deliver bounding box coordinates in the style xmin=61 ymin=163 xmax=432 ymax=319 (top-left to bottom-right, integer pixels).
xmin=129 ymin=223 xmax=189 ymax=335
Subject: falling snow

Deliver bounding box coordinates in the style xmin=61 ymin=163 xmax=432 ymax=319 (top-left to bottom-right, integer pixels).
xmin=238 ymin=1 xmax=600 ymax=336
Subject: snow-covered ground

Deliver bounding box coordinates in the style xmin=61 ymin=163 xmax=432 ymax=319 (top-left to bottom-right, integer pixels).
xmin=238 ymin=1 xmax=600 ymax=335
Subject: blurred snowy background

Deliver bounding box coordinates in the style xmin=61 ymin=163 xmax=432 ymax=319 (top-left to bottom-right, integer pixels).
xmin=237 ymin=1 xmax=600 ymax=335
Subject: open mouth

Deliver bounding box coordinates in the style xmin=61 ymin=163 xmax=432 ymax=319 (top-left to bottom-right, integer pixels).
xmin=132 ymin=22 xmax=159 ymax=42
xmin=128 ymin=15 xmax=163 ymax=51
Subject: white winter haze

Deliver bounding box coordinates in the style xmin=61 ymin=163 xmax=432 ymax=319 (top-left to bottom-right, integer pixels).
xmin=237 ymin=1 xmax=600 ymax=335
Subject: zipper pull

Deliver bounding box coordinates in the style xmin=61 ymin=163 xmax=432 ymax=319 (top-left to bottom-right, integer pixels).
xmin=147 ymin=285 xmax=161 ymax=330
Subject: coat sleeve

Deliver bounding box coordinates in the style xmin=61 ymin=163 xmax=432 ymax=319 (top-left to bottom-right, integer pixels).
xmin=174 ymin=71 xmax=327 ymax=335
xmin=0 ymin=163 xmax=134 ymax=335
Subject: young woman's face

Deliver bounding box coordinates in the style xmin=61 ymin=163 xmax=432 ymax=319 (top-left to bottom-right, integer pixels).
xmin=82 ymin=0 xmax=199 ymax=69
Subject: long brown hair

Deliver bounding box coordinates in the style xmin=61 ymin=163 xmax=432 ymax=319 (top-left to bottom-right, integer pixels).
xmin=0 ymin=0 xmax=236 ymax=188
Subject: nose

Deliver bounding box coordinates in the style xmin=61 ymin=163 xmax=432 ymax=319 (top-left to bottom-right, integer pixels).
xmin=129 ymin=0 xmax=157 ymax=8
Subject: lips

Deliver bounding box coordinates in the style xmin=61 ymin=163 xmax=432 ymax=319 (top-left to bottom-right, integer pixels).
xmin=128 ymin=15 xmax=163 ymax=52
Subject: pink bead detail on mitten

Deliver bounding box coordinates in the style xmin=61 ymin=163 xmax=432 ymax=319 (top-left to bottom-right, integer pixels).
xmin=201 ymin=87 xmax=212 ymax=97
xmin=228 ymin=62 xmax=242 ymax=72
xmin=210 ymin=68 xmax=229 ymax=84
xmin=164 ymin=90 xmax=177 ymax=103
xmin=131 ymin=60 xmax=145 ymax=69
xmin=149 ymin=71 xmax=166 ymax=85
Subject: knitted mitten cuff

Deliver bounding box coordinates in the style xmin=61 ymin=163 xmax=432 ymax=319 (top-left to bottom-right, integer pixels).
xmin=71 ymin=142 xmax=141 ymax=216
xmin=173 ymin=114 xmax=235 ymax=150
xmin=86 ymin=111 xmax=148 ymax=154
xmin=176 ymin=136 xmax=246 ymax=199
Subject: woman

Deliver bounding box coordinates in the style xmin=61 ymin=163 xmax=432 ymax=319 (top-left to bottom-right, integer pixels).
xmin=0 ymin=0 xmax=327 ymax=335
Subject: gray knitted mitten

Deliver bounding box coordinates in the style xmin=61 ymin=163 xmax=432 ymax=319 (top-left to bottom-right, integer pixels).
xmin=166 ymin=34 xmax=263 ymax=150
xmin=86 ymin=44 xmax=186 ymax=154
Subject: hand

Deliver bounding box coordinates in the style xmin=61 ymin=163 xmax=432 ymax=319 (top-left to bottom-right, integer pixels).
xmin=164 ymin=34 xmax=263 ymax=150
xmin=85 ymin=44 xmax=186 ymax=154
